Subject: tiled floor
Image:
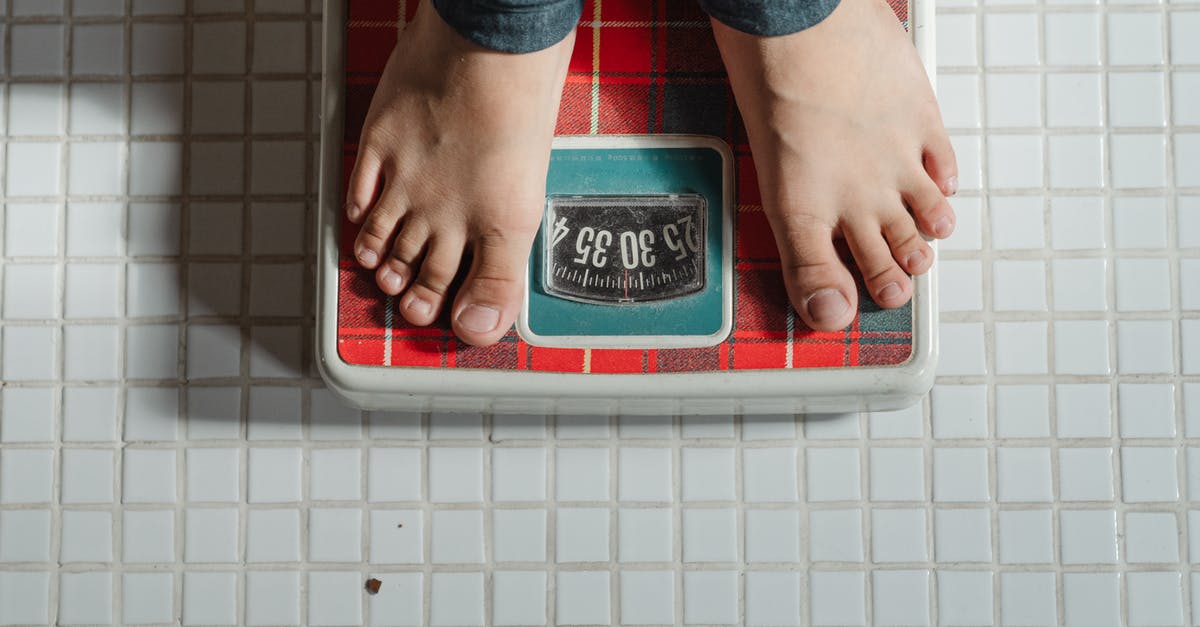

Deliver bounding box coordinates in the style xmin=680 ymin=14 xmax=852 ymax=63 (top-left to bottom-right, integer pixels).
xmin=0 ymin=0 xmax=1198 ymax=625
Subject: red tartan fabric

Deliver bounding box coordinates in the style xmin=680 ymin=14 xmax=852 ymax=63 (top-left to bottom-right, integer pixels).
xmin=338 ymin=0 xmax=914 ymax=373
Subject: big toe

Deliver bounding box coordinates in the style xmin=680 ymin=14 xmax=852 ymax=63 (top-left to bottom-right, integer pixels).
xmin=451 ymin=231 xmax=535 ymax=346
xmin=776 ymin=218 xmax=859 ymax=332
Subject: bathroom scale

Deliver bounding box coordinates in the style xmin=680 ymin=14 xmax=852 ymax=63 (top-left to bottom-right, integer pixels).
xmin=316 ymin=0 xmax=938 ymax=414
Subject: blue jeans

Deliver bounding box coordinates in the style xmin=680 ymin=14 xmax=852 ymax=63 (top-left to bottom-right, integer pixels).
xmin=431 ymin=0 xmax=842 ymax=54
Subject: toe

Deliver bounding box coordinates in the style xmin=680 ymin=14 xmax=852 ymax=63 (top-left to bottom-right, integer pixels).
xmin=882 ymin=216 xmax=934 ymax=276
xmin=451 ymin=230 xmax=535 ymax=346
xmin=375 ymin=219 xmax=429 ymax=296
xmin=345 ymin=146 xmax=384 ymax=224
xmin=845 ymin=221 xmax=913 ymax=309
xmin=923 ymin=131 xmax=959 ymax=197
xmin=353 ymin=182 xmax=406 ymax=270
xmin=902 ymin=174 xmax=956 ymax=240
xmin=399 ymin=234 xmax=466 ymax=326
xmin=774 ymin=215 xmax=859 ymax=331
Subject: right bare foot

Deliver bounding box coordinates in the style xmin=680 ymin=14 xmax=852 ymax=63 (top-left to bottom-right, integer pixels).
xmin=345 ymin=1 xmax=574 ymax=346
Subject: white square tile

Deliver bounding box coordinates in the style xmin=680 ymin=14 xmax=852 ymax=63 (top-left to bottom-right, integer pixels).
xmin=985 ymin=73 xmax=1041 ymax=127
xmin=1045 ymin=12 xmax=1101 ymax=65
xmin=247 ymin=263 xmax=303 ymax=317
xmin=184 ymin=508 xmax=238 ymax=563
xmin=493 ymin=571 xmax=546 ymax=627
xmin=492 ymin=447 xmax=546 ymax=502
xmin=683 ymin=571 xmax=738 ymax=625
xmin=1118 ymin=383 xmax=1176 ymax=438
xmin=309 ymin=508 xmax=362 ymax=562
xmin=1111 ymin=134 xmax=1167 ymax=189
xmin=682 ymin=508 xmax=737 ymax=562
xmin=745 ymin=509 xmax=800 ymax=563
xmin=368 ymin=509 xmax=422 ymax=564
xmin=251 ymin=81 xmax=307 ymax=133
xmin=8 ymin=83 xmax=64 ymax=135
xmin=123 ymin=572 xmax=174 ymax=625
xmin=1052 ymin=258 xmax=1108 ymax=311
xmin=1059 ymin=447 xmax=1115 ymax=501
xmin=130 ymin=22 xmax=184 ymax=75
xmin=367 ymin=448 xmax=421 ymax=502
xmin=430 ymin=509 xmax=484 ymax=564
xmin=556 ymin=508 xmax=609 ymax=563
xmin=745 ymin=571 xmax=801 ymax=627
xmin=743 ymin=447 xmax=798 ymax=502
xmin=1051 ymin=196 xmax=1106 ymax=249
xmin=1186 ymin=384 xmax=1200 ymax=437
xmin=125 ymin=324 xmax=180 ymax=379
xmin=938 ymin=260 xmax=983 ymax=311
xmin=993 ymin=260 xmax=1047 ymax=310
xmin=556 ymin=448 xmax=609 ymax=501
xmin=4 ymin=264 xmax=59 ymax=319
xmin=1049 ymin=135 xmax=1104 ymax=189
xmin=1000 ymin=572 xmax=1058 ymax=627
xmin=621 ymin=571 xmax=675 ymax=626
xmin=618 ymin=447 xmax=672 ymax=502
xmin=1117 ymin=319 xmax=1175 ymax=373
xmin=189 ymin=202 xmax=243 ymax=255
xmin=999 ymin=509 xmax=1054 ymax=564
xmin=868 ymin=403 xmax=924 ymax=439
xmin=0 ymin=387 xmax=55 ymax=443
xmin=997 ymin=447 xmax=1053 ymax=502
xmin=1174 ymin=72 xmax=1200 ymax=126
xmin=1047 ymin=73 xmax=1104 ymax=128
xmin=0 ymin=572 xmax=51 ymax=625
xmin=1122 ymin=447 xmax=1179 ymax=502
xmin=1177 ymin=133 xmax=1200 ymax=187
xmin=185 ymin=325 xmax=241 ymax=379
xmin=943 ymin=195 xmax=983 ymax=249
xmin=6 ymin=143 xmax=63 ymax=196
xmin=250 ymin=140 xmax=305 ymax=194
xmin=60 ymin=510 xmax=113 ymax=562
xmin=983 ymin=14 xmax=1041 ymax=66
xmin=1109 ymin=72 xmax=1166 ymax=127
xmin=995 ymin=321 xmax=1049 ymax=374
xmin=619 ymin=508 xmax=673 ymax=562
xmin=931 ymin=384 xmax=987 ymax=439
xmin=1173 ymin=12 xmax=1200 ymax=62
xmin=245 ymin=571 xmax=300 ymax=626
xmin=1116 ymin=258 xmax=1172 ymax=311
xmin=936 ymin=13 xmax=978 ymax=67
xmin=805 ymin=447 xmax=861 ymax=501
xmin=556 ymin=572 xmax=611 ymax=626
xmin=246 ymin=387 xmax=302 ymax=441
xmin=185 ymin=448 xmax=239 ymax=502
xmin=872 ymin=508 xmax=928 ymax=562
xmin=809 ymin=509 xmax=863 ymax=562
xmin=933 ymin=447 xmax=991 ymax=502
xmin=10 ymin=25 xmax=65 ymax=76
xmin=72 ymin=23 xmax=124 ymax=75
xmin=1060 ymin=509 xmax=1118 ymax=564
xmin=1125 ymin=512 xmax=1179 ymax=563
xmin=122 ymin=448 xmax=176 ymax=503
xmin=5 ymin=203 xmax=61 ymax=257
xmin=188 ymin=141 xmax=244 ymax=195
xmin=63 ymin=387 xmax=119 ymax=442
xmin=870 ymin=448 xmax=924 ymax=501
xmin=65 ymin=204 xmax=123 ymax=258
xmin=428 ymin=447 xmax=483 ymax=503
xmin=937 ymin=571 xmax=993 ymax=627
xmin=1055 ymin=320 xmax=1113 ymax=375
xmin=682 ymin=447 xmax=736 ymax=501
xmin=126 ymin=262 xmax=180 ymax=317
xmin=680 ymin=414 xmax=735 ymax=439
xmin=995 ymin=385 xmax=1050 ymax=438
xmin=62 ymin=448 xmax=114 ymax=504
xmin=1057 ymin=384 xmax=1113 ymax=438
xmin=246 ymin=509 xmax=301 ymax=563
xmin=556 ymin=414 xmax=610 ymax=439
xmin=490 ymin=413 xmax=548 ymax=441
xmin=493 ymin=508 xmax=546 ymax=563
xmin=124 ymin=387 xmax=179 ymax=441
xmin=1185 ymin=320 xmax=1200 ymax=374
xmin=937 ymin=74 xmax=980 ymax=129
xmin=58 ymin=572 xmax=112 ymax=625
xmin=618 ymin=413 xmax=673 ymax=439
xmin=175 ymin=573 xmax=234 ymax=626
xmin=987 ymin=135 xmax=1044 ymax=188
xmin=989 ymin=196 xmax=1044 ymax=249
xmin=248 ymin=447 xmax=302 ymax=503
xmin=1 ymin=326 xmax=58 ymax=382
xmin=64 ymin=263 xmax=120 ymax=319
xmin=12 ymin=0 xmax=63 ymax=15
xmin=1127 ymin=572 xmax=1184 ymax=627
xmin=252 ymin=21 xmax=307 ymax=72
xmin=310 ymin=448 xmax=362 ymax=501
xmin=873 ymin=571 xmax=929 ymax=627
xmin=809 ymin=571 xmax=866 ymax=627
xmin=804 ymin=412 xmax=860 ymax=439
xmin=1108 ymin=12 xmax=1165 ymax=65
xmin=123 ymin=510 xmax=174 ymax=563
xmin=1184 ymin=260 xmax=1200 ymax=310
xmin=128 ymin=142 xmax=183 ymax=196
xmin=0 ymin=509 xmax=51 ymax=562
xmin=308 ymin=571 xmax=364 ymax=627
xmin=130 ymin=82 xmax=184 ymax=135
xmin=1063 ymin=573 xmax=1121 ymax=627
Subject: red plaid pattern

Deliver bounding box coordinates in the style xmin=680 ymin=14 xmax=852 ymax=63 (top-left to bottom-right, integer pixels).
xmin=338 ymin=0 xmax=915 ymax=373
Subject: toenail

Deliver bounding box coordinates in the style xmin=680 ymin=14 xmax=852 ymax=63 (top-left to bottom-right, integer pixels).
xmin=380 ymin=268 xmax=403 ymax=292
xmin=805 ymin=289 xmax=850 ymax=324
xmin=359 ymin=248 xmax=378 ymax=267
xmin=405 ymin=295 xmax=433 ymax=318
xmin=903 ymin=250 xmax=925 ymax=269
xmin=457 ymin=304 xmax=500 ymax=334
xmin=878 ymin=282 xmax=902 ymax=302
xmin=933 ymin=216 xmax=953 ymax=238
xmin=944 ymin=176 xmax=958 ymax=196
xmin=346 ymin=202 xmax=363 ymax=221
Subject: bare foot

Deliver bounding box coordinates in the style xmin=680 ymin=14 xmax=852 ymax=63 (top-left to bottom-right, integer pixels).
xmin=345 ymin=1 xmax=574 ymax=346
xmin=711 ymin=0 xmax=957 ymax=331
